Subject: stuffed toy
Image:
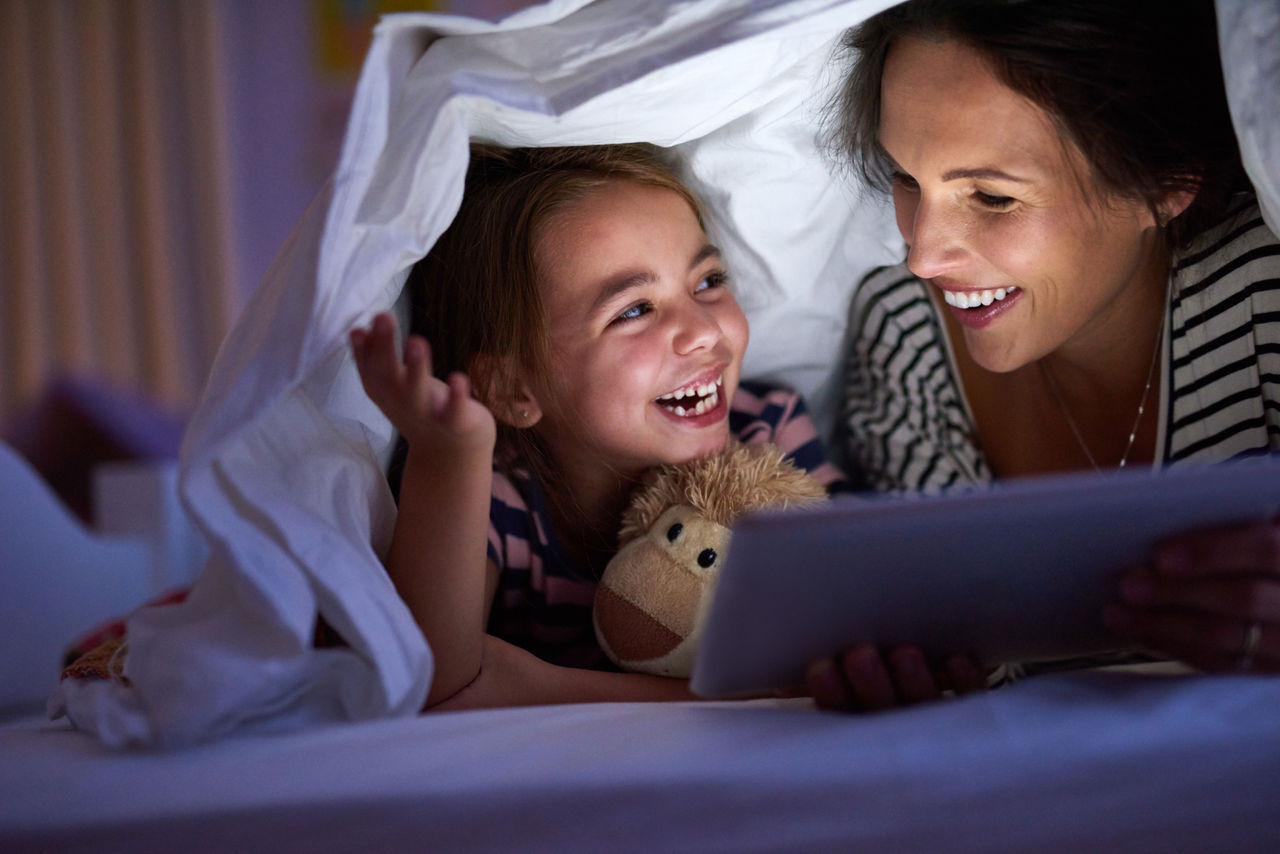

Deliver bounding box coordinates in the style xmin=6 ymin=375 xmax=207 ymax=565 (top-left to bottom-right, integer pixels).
xmin=593 ymin=441 xmax=828 ymax=677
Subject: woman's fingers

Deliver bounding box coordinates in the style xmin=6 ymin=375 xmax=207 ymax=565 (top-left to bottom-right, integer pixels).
xmin=1154 ymin=521 xmax=1280 ymax=577
xmin=1119 ymin=569 xmax=1280 ymax=623
xmin=1105 ymin=604 xmax=1277 ymax=672
xmin=807 ymin=645 xmax=977 ymax=712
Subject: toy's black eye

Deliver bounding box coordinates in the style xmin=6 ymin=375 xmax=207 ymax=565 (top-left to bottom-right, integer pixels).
xmin=697 ymin=548 xmax=717 ymax=568
xmin=666 ymin=523 xmax=683 ymax=542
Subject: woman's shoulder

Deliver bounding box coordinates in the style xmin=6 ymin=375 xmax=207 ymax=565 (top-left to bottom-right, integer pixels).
xmin=850 ymin=262 xmax=930 ymax=313
xmin=845 ymin=262 xmax=944 ymax=378
xmin=1173 ymin=196 xmax=1280 ymax=297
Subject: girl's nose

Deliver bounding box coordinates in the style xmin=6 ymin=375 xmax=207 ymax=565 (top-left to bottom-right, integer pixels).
xmin=901 ymin=196 xmax=968 ymax=281
xmin=671 ymin=302 xmax=720 ymax=355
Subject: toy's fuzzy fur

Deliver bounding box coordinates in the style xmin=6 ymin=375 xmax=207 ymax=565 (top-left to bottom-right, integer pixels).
xmin=617 ymin=441 xmax=828 ymax=547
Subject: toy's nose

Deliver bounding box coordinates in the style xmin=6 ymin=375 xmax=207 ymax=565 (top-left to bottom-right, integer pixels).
xmin=594 ymin=585 xmax=682 ymax=661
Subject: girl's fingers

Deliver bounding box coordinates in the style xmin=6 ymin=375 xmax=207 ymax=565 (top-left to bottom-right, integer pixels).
xmin=839 ymin=644 xmax=898 ymax=711
xmin=806 ymin=657 xmax=855 ymax=711
xmin=357 ymin=314 xmax=405 ymax=388
xmin=943 ymin=655 xmax=985 ymax=695
xmin=887 ymin=646 xmax=941 ymax=704
xmin=403 ymin=334 xmax=431 ymax=375
xmin=1154 ymin=522 xmax=1280 ymax=578
xmin=436 ymin=372 xmax=471 ymax=422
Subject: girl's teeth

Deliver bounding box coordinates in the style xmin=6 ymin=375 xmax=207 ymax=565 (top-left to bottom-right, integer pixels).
xmin=943 ymin=286 xmax=1018 ymax=309
xmin=667 ymin=388 xmax=719 ymax=417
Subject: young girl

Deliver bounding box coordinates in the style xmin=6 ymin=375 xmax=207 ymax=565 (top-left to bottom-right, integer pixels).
xmin=350 ymin=144 xmax=843 ymax=710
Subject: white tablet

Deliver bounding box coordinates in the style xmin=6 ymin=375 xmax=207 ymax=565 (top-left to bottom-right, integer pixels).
xmin=690 ymin=456 xmax=1280 ymax=698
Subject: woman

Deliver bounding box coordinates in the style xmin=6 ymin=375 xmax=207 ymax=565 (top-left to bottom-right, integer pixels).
xmin=808 ymin=0 xmax=1280 ymax=711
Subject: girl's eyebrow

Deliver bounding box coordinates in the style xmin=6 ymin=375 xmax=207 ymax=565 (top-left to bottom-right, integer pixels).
xmin=588 ymin=243 xmax=721 ymax=315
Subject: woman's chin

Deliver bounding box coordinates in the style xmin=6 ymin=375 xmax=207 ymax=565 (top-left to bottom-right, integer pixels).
xmin=963 ymin=332 xmax=1032 ymax=375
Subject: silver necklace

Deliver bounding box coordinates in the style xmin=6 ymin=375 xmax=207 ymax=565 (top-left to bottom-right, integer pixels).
xmin=1041 ymin=312 xmax=1164 ymax=472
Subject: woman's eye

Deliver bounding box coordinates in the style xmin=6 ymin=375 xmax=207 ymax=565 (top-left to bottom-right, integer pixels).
xmin=696 ymin=270 xmax=729 ymax=293
xmin=975 ymin=192 xmax=1015 ymax=210
xmin=612 ymin=302 xmax=652 ymax=324
xmin=890 ymin=171 xmax=919 ymax=192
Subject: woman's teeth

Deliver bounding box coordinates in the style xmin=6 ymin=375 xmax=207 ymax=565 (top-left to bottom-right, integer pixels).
xmin=942 ymin=286 xmax=1018 ymax=309
xmin=656 ymin=378 xmax=721 ymax=417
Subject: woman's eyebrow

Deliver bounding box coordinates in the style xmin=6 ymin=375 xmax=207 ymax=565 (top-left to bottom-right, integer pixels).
xmin=941 ymin=167 xmax=1030 ymax=183
xmin=878 ymin=145 xmax=1030 ymax=184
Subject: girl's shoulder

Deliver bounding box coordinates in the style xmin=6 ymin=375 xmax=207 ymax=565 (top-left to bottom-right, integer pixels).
xmin=730 ymin=379 xmax=812 ymax=437
xmin=730 ymin=380 xmax=846 ymax=488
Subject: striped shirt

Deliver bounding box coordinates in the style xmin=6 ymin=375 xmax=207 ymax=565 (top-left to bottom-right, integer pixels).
xmin=486 ymin=379 xmax=845 ymax=668
xmin=843 ymin=197 xmax=1280 ymax=493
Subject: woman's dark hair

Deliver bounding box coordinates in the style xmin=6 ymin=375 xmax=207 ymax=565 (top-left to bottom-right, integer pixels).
xmin=830 ymin=0 xmax=1251 ymax=249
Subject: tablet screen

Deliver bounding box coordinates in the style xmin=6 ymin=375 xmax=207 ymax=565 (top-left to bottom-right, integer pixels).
xmin=690 ymin=457 xmax=1280 ymax=698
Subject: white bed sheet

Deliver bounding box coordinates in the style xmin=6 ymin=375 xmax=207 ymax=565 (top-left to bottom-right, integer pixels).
xmin=8 ymin=672 xmax=1280 ymax=853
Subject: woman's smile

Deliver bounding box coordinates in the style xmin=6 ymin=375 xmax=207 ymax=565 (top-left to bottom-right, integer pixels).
xmin=935 ymin=282 xmax=1023 ymax=329
xmin=881 ymin=36 xmax=1165 ymax=373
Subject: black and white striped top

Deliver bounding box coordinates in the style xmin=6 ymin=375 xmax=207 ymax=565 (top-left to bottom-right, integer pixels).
xmin=842 ymin=198 xmax=1280 ymax=493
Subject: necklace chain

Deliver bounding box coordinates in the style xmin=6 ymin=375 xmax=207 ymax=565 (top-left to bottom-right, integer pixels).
xmin=1041 ymin=310 xmax=1165 ymax=472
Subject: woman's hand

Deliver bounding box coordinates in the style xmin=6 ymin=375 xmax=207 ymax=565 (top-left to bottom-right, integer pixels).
xmin=1107 ymin=518 xmax=1280 ymax=673
xmin=350 ymin=312 xmax=495 ymax=454
xmin=805 ymin=643 xmax=986 ymax=712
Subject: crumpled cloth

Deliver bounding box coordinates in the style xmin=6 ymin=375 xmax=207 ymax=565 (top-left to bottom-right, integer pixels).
xmin=49 ymin=0 xmax=1279 ymax=747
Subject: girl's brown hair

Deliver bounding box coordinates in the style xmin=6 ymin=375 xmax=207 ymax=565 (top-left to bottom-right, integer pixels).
xmin=828 ymin=0 xmax=1251 ymax=250
xmin=403 ymin=142 xmax=704 ymax=484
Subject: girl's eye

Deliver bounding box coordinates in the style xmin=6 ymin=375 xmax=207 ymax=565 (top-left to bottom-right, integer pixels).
xmin=975 ymin=191 xmax=1015 ymax=211
xmin=696 ymin=270 xmax=729 ymax=293
xmin=612 ymin=301 xmax=653 ymax=324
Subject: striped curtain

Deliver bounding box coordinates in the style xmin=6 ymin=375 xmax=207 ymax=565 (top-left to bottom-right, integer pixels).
xmin=0 ymin=0 xmax=236 ymax=426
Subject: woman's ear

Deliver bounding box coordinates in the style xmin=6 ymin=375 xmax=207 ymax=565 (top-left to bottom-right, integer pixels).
xmin=1157 ymin=187 xmax=1198 ymax=227
xmin=470 ymin=353 xmax=543 ymax=428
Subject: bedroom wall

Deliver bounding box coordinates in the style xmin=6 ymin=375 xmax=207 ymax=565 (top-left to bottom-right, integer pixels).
xmin=0 ymin=0 xmax=533 ymax=430
xmin=0 ymin=0 xmax=533 ymax=511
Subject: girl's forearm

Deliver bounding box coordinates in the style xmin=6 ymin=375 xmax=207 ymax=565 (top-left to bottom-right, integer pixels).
xmin=426 ymin=634 xmax=699 ymax=710
xmin=387 ymin=445 xmax=493 ymax=706
xmin=539 ymin=667 xmax=699 ymax=704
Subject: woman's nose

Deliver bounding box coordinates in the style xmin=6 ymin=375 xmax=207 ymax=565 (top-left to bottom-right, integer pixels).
xmin=900 ymin=195 xmax=967 ymax=280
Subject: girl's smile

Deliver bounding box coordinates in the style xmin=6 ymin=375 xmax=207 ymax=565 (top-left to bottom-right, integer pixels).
xmin=528 ymin=179 xmax=749 ymax=479
xmin=653 ymin=371 xmax=725 ymax=420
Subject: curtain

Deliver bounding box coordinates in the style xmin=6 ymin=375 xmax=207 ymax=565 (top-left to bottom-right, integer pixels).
xmin=0 ymin=0 xmax=236 ymax=426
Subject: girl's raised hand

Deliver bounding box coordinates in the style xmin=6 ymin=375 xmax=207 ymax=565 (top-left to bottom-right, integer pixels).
xmin=1107 ymin=518 xmax=1280 ymax=673
xmin=350 ymin=312 xmax=496 ymax=453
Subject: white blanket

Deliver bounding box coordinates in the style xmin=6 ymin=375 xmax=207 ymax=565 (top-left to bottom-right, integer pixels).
xmin=51 ymin=0 xmax=1280 ymax=747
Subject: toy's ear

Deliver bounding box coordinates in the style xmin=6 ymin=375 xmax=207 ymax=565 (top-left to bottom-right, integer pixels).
xmin=470 ymin=353 xmax=542 ymax=429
